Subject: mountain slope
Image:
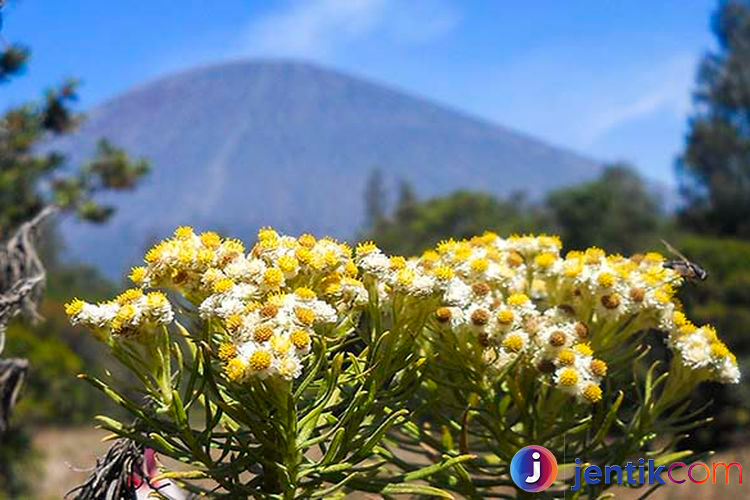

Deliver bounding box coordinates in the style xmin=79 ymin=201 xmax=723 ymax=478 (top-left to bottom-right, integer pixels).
xmin=52 ymin=60 xmax=600 ymax=276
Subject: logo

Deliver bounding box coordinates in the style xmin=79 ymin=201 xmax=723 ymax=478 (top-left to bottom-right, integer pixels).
xmin=510 ymin=445 xmax=558 ymax=492
xmin=571 ymin=458 xmax=742 ymax=490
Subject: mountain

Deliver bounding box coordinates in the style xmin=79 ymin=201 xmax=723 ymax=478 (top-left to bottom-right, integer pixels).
xmin=51 ymin=60 xmax=601 ymax=278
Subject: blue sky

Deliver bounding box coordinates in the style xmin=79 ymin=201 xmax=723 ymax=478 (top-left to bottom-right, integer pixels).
xmin=1 ymin=0 xmax=718 ymax=186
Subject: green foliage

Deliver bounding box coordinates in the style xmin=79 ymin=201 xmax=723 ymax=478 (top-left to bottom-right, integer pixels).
xmin=4 ymin=266 xmax=117 ymax=425
xmin=0 ymin=44 xmax=29 ymax=81
xmin=363 ymin=187 xmax=549 ymax=255
xmin=678 ymin=0 xmax=750 ymax=237
xmin=0 ymin=85 xmax=150 ymax=233
xmin=672 ymin=233 xmax=750 ymax=446
xmin=546 ymin=165 xmax=662 ymax=253
xmin=363 ymin=165 xmax=661 ymax=258
xmin=0 ymin=425 xmax=37 ymax=497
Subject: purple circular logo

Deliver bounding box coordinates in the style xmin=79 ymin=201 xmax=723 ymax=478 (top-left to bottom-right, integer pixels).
xmin=510 ymin=445 xmax=558 ymax=492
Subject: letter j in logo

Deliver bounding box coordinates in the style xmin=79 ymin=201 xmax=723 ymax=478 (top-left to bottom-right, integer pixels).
xmin=510 ymin=445 xmax=558 ymax=492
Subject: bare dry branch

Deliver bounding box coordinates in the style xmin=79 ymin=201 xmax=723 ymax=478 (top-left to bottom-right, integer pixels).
xmin=0 ymin=205 xmax=57 ymax=353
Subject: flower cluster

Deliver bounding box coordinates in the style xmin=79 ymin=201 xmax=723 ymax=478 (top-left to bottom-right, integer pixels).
xmin=66 ymin=227 xmax=740 ymax=398
xmin=65 ymin=288 xmax=173 ymax=339
xmin=215 ymin=289 xmax=338 ymax=381
xmin=67 ymin=226 xmax=371 ymax=382
xmin=668 ymin=321 xmax=740 ymax=383
xmin=412 ymin=233 xmax=739 ymax=402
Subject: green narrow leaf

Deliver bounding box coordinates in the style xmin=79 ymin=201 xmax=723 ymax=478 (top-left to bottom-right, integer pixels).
xmin=379 ymin=483 xmax=454 ymax=499
xmin=590 ymin=391 xmax=624 ymax=447
xmin=402 ymin=454 xmax=476 ymax=482
xmin=350 ymin=409 xmax=408 ymax=463
xmin=320 ymin=428 xmax=346 ymax=466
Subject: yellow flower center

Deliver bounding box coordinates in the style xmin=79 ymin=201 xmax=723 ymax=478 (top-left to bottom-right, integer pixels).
xmin=278 ymin=256 xmax=298 ymax=274
xmin=539 ymin=235 xmax=562 ymax=249
xmin=263 ymin=268 xmax=284 ymax=288
xmin=298 ymin=233 xmax=316 ymax=248
xmin=356 ymin=242 xmax=378 ymax=256
xmin=225 ymin=315 xmax=243 ymax=332
xmin=64 ymin=299 xmax=85 ymax=316
xmin=213 ymin=279 xmax=234 ymax=294
xmin=573 ymin=343 xmax=593 ymax=357
xmin=116 ymin=288 xmax=143 ymax=305
xmin=710 ymin=342 xmax=730 ymax=359
xmin=221 ymin=239 xmax=245 ymax=257
xmin=535 ymin=253 xmax=556 ymax=269
xmin=225 ymin=358 xmax=246 ymax=381
xmin=582 ymin=384 xmax=603 ymax=403
xmin=557 ymin=349 xmax=576 ymax=366
xmin=590 ymin=359 xmax=608 ymax=377
xmin=435 ymin=307 xmax=452 ymax=323
xmin=197 ymin=249 xmax=215 ymax=267
xmin=129 ymin=267 xmax=147 ymax=285
xmin=254 ymin=326 xmax=274 ymax=343
xmin=643 ymin=252 xmax=664 ymax=263
xmin=676 ymin=323 xmax=697 ymax=336
xmin=294 ymin=287 xmax=316 ymax=300
xmin=294 ymin=307 xmax=316 ymax=326
xmin=396 ymin=269 xmax=415 ymax=287
xmin=296 ymin=247 xmax=312 ymax=264
xmin=558 ymin=368 xmax=579 ymax=387
xmin=248 ymin=350 xmax=272 ymax=372
xmin=497 ymin=310 xmax=514 ymax=325
xmin=453 ymin=246 xmax=471 ymax=262
xmin=344 ymin=260 xmax=358 ymax=277
xmin=199 ymin=231 xmax=221 ymax=248
xmin=218 ymin=343 xmax=237 ymax=361
xmin=507 ymin=293 xmax=530 ymax=306
xmin=436 ymin=239 xmax=457 ymax=255
xmin=116 ymin=304 xmax=136 ymax=324
xmin=502 ymin=334 xmax=524 ymax=353
xmin=584 ymin=247 xmax=605 ymax=264
xmin=389 ymin=256 xmax=407 ymax=270
xmin=258 ymin=227 xmax=279 ymax=242
xmin=673 ymin=311 xmax=687 ymax=327
xmin=564 ymin=260 xmax=583 ymax=277
xmin=433 ymin=266 xmax=454 ymax=281
xmin=146 ymin=292 xmax=168 ymax=309
xmin=174 ymin=226 xmax=194 ymax=240
xmin=470 ymin=258 xmax=489 ymax=273
xmin=597 ymin=272 xmax=615 ymax=288
xmin=421 ymin=250 xmax=439 ymax=264
xmin=144 ymin=242 xmax=166 ymax=264
xmin=291 ymin=330 xmax=311 ymax=350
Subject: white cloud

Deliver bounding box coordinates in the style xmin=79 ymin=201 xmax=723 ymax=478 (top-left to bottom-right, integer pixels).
xmin=243 ymin=0 xmax=458 ymax=59
xmin=580 ymin=56 xmax=695 ymax=147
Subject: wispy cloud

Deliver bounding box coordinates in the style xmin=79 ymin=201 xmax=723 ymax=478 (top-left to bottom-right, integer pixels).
xmin=243 ymin=0 xmax=458 ymax=59
xmin=580 ymin=56 xmax=695 ymax=147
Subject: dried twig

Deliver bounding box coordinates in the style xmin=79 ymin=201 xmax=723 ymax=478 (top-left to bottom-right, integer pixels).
xmin=0 ymin=205 xmax=56 ymax=431
xmin=66 ymin=437 xmax=143 ymax=500
xmin=0 ymin=205 xmax=57 ymax=351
